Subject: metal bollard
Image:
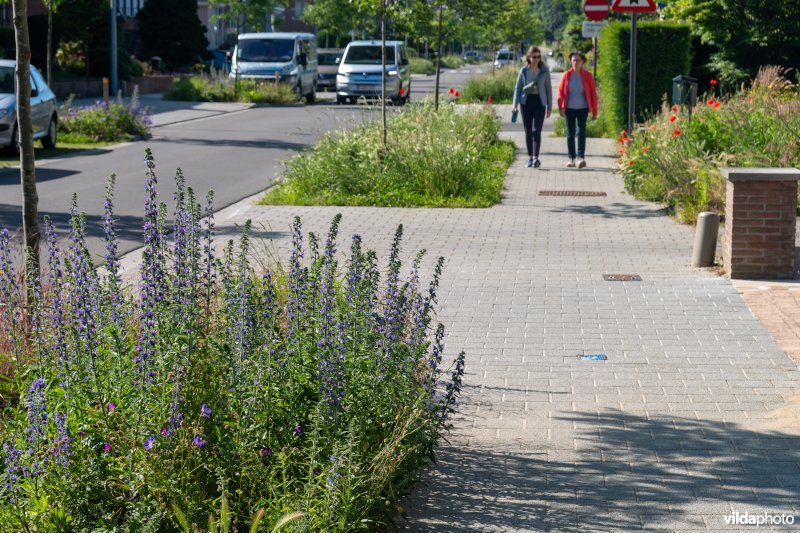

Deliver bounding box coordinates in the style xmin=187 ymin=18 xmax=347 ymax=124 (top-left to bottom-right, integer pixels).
xmin=691 ymin=211 xmax=719 ymax=267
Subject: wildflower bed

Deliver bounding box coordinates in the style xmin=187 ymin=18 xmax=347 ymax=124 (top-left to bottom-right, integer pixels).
xmin=0 ymin=150 xmax=465 ymax=531
xmin=261 ymin=101 xmax=515 ymax=207
xmin=617 ymin=67 xmax=800 ymax=223
xmin=58 ymin=93 xmax=153 ymax=143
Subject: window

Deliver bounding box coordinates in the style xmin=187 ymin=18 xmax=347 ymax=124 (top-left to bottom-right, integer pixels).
xmin=238 ymin=38 xmax=295 ymax=62
xmin=400 ymin=46 xmax=409 ymax=66
xmin=0 ymin=66 xmax=14 ymax=94
xmin=319 ymin=52 xmax=341 ymax=66
xmin=343 ymin=46 xmax=395 ymax=65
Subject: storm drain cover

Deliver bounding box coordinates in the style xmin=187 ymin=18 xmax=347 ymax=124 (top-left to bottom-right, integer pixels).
xmin=603 ymin=274 xmax=642 ymax=281
xmin=578 ymin=354 xmax=607 ymax=361
xmin=538 ymin=190 xmax=607 ymax=197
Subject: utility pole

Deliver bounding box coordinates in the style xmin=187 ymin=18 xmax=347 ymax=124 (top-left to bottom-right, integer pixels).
xmin=110 ymin=0 xmax=118 ymax=96
xmin=433 ymin=2 xmax=443 ymax=110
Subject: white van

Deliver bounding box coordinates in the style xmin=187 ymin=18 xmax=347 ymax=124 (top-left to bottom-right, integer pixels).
xmin=335 ymin=40 xmax=411 ymax=105
xmin=494 ymin=48 xmax=519 ymax=69
xmin=229 ymin=32 xmax=318 ymax=103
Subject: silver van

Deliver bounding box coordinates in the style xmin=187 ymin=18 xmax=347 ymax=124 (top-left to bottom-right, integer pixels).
xmin=317 ymin=48 xmax=343 ymax=90
xmin=229 ymin=32 xmax=318 ymax=103
xmin=494 ymin=48 xmax=518 ymax=69
xmin=335 ymin=40 xmax=410 ymax=105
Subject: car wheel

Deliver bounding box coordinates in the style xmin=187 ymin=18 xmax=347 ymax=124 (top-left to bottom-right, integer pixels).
xmin=41 ymin=116 xmax=57 ymax=149
xmin=336 ymin=96 xmax=346 ymax=105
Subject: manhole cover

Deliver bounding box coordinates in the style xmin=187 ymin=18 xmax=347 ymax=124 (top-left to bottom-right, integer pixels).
xmin=603 ymin=274 xmax=643 ymax=281
xmin=578 ymin=354 xmax=607 ymax=361
xmin=538 ymin=191 xmax=607 ymax=197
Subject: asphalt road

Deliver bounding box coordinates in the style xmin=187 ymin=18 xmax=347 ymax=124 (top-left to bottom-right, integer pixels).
xmin=0 ymin=64 xmax=488 ymax=261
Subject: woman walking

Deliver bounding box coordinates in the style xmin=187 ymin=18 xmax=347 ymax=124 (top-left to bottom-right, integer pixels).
xmin=557 ymin=51 xmax=598 ymax=168
xmin=512 ymin=46 xmax=552 ymax=168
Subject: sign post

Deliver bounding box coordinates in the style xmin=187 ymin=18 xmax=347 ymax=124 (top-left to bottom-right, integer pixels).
xmin=611 ymin=0 xmax=656 ymax=134
xmin=581 ymin=21 xmax=607 ymax=80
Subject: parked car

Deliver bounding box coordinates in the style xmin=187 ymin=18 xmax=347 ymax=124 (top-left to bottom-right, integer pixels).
xmin=336 ymin=40 xmax=411 ymax=105
xmin=0 ymin=60 xmax=57 ymax=152
xmin=317 ymin=48 xmax=343 ymax=91
xmin=463 ymin=50 xmax=481 ymax=62
xmin=494 ymin=48 xmax=518 ymax=69
xmin=229 ymin=32 xmax=317 ymax=103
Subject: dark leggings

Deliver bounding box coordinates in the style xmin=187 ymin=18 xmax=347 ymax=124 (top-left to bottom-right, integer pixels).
xmin=565 ymin=108 xmax=589 ymax=159
xmin=521 ymin=97 xmax=546 ymax=158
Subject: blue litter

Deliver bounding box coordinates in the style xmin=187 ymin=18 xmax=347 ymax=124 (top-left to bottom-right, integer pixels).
xmin=578 ymin=354 xmax=607 ymax=361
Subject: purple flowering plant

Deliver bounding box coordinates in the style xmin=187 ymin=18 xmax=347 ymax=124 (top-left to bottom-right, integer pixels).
xmin=57 ymin=87 xmax=152 ymax=144
xmin=0 ymin=150 xmax=466 ymax=531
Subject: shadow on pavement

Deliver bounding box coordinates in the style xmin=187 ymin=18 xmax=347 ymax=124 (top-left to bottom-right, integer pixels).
xmin=400 ymin=408 xmax=800 ymax=532
xmin=549 ymin=203 xmax=668 ymax=220
xmin=0 ymin=167 xmax=81 ymax=186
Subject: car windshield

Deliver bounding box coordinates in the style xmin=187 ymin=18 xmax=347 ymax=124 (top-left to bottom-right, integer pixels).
xmin=343 ymin=46 xmax=395 ymax=65
xmin=318 ymin=53 xmax=341 ymax=66
xmin=0 ymin=66 xmax=14 ymax=94
xmin=238 ymin=39 xmax=295 ymax=62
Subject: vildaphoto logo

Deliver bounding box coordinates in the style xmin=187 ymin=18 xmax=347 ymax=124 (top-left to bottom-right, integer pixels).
xmin=724 ymin=511 xmax=795 ymax=527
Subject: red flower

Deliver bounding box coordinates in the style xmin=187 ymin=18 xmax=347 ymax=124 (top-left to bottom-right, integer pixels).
xmin=671 ymin=106 xmax=678 ymax=112
xmin=399 ymin=87 xmax=405 ymax=96
xmin=487 ymin=96 xmax=493 ymax=104
xmin=673 ymin=129 xmax=681 ymax=136
xmin=707 ymin=99 xmax=715 ymax=106
xmin=669 ymin=115 xmax=677 ymax=123
xmin=454 ymin=90 xmax=460 ymax=97
xmin=621 ymin=130 xmax=628 ymax=137
xmin=629 ymin=160 xmax=635 ymax=165
xmin=713 ymin=102 xmax=720 ymax=109
xmin=448 ymin=87 xmax=454 ymax=95
xmin=710 ymin=79 xmax=718 ymax=86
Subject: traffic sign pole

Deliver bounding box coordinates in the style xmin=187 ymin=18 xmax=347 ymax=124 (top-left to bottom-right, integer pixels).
xmin=628 ymin=12 xmax=637 ymax=134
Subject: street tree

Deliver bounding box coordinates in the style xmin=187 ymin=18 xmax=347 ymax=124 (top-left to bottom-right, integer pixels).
xmin=302 ymin=0 xmax=362 ymax=46
xmin=209 ymin=0 xmax=284 ymax=33
xmin=42 ymin=0 xmax=64 ymax=84
xmin=11 ymin=0 xmax=41 ymax=278
xmin=667 ymin=0 xmax=800 ymax=82
xmin=138 ymin=0 xmax=208 ymax=69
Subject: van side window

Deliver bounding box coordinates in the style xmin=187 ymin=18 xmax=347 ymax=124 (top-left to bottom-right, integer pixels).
xmin=400 ymin=47 xmax=409 ymax=66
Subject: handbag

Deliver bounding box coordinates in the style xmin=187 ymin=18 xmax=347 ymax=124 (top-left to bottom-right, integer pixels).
xmin=522 ymin=80 xmax=538 ymax=95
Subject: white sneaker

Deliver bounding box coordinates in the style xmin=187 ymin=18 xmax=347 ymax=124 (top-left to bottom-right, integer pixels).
xmin=577 ymin=158 xmax=586 ymax=169
xmin=566 ymin=159 xmax=576 ymax=168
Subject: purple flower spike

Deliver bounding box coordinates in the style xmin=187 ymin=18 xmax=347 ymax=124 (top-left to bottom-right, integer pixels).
xmin=103 ymin=443 xmax=111 ymax=452
xmin=260 ymin=447 xmax=272 ymax=458
xmin=200 ymin=404 xmax=211 ymax=417
xmin=107 ymin=403 xmax=116 ymax=412
xmin=293 ymin=425 xmax=303 ymax=435
xmin=192 ymin=436 xmax=205 ymax=448
xmin=144 ymin=436 xmax=155 ymax=450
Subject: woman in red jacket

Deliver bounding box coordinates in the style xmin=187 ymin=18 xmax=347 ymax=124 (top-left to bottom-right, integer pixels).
xmin=557 ymin=51 xmax=598 ymax=168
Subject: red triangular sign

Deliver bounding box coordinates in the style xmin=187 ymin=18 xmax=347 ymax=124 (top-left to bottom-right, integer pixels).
xmin=612 ymin=0 xmax=656 ymax=11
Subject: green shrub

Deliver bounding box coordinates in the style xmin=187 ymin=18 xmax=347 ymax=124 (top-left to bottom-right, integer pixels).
xmin=597 ymin=21 xmax=692 ymax=136
xmin=165 ymin=75 xmax=298 ymax=104
xmin=409 ymin=57 xmax=436 ymax=75
xmin=617 ymin=67 xmax=800 ymax=223
xmin=262 ymin=101 xmax=515 ymax=207
xmin=439 ymin=55 xmax=465 ymax=69
xmin=58 ymin=91 xmax=152 ymax=143
xmin=459 ymin=66 xmax=518 ymax=103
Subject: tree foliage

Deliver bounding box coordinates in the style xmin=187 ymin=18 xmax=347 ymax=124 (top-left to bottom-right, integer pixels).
xmin=667 ymin=0 xmax=800 ymax=83
xmin=137 ymin=0 xmax=209 ymax=69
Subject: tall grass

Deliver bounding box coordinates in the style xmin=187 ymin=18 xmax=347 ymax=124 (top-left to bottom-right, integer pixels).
xmin=0 ymin=151 xmax=466 ymax=531
xmin=166 ymin=74 xmax=298 ymax=104
xmin=458 ymin=66 xmax=517 ymax=104
xmin=261 ymin=101 xmax=515 ymax=207
xmin=618 ymin=66 xmax=800 ymax=223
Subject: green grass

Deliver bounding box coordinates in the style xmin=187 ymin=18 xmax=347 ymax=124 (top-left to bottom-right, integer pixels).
xmin=261 ymin=101 xmax=515 ymax=207
xmin=166 ymin=75 xmax=299 ymax=104
xmin=457 ymin=66 xmax=517 ymax=104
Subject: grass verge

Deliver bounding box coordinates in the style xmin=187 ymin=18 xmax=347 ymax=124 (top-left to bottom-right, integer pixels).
xmin=260 ymin=101 xmax=515 ymax=207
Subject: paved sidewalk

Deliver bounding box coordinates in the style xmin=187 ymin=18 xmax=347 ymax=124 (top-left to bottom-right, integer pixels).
xmin=117 ymin=103 xmax=800 ymax=531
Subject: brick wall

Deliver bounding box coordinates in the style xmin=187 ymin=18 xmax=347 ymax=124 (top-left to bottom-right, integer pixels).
xmin=723 ymin=168 xmax=800 ymax=279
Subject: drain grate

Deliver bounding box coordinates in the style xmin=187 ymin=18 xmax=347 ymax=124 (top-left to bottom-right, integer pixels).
xmin=578 ymin=354 xmax=607 ymax=361
xmin=603 ymin=274 xmax=643 ymax=281
xmin=539 ymin=190 xmax=607 ymax=197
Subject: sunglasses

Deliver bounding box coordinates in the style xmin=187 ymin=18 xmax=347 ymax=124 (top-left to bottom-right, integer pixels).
xmin=531 ymin=55 xmax=541 ymax=58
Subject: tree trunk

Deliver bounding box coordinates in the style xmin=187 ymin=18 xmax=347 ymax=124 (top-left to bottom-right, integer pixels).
xmin=46 ymin=5 xmax=52 ymax=85
xmin=12 ymin=0 xmax=41 ymax=279
xmin=381 ymin=0 xmax=387 ymax=147
xmin=433 ymin=2 xmax=443 ymax=111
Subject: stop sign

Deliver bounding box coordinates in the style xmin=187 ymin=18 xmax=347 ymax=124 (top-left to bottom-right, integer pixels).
xmin=584 ymin=0 xmax=610 ymax=21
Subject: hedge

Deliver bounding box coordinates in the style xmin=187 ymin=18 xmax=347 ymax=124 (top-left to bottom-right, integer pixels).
xmin=597 ymin=21 xmax=692 ymax=135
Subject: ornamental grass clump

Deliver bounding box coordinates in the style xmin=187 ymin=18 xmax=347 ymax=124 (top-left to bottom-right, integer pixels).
xmin=458 ymin=66 xmax=517 ymax=104
xmin=262 ymin=100 xmax=514 ymax=207
xmin=0 ymin=149 xmax=466 ymax=531
xmin=617 ymin=66 xmax=800 ymax=223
